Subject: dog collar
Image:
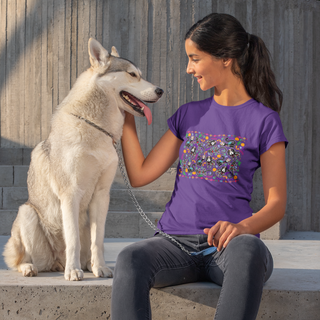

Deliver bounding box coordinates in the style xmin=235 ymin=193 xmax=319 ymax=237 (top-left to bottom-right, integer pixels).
xmin=70 ymin=113 xmax=115 ymax=143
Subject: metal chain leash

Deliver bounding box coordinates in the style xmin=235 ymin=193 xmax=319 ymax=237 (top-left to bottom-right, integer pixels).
xmin=69 ymin=112 xmax=193 ymax=256
xmin=114 ymin=142 xmax=192 ymax=256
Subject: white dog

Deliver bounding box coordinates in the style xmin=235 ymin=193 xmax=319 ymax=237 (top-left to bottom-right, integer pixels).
xmin=3 ymin=38 xmax=163 ymax=281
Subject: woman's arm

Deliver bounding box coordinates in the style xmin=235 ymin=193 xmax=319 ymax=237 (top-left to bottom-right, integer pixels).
xmin=121 ymin=113 xmax=183 ymax=187
xmin=204 ymin=141 xmax=287 ymax=251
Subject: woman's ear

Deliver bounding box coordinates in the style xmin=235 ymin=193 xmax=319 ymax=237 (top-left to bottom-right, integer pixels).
xmin=222 ymin=58 xmax=233 ymax=67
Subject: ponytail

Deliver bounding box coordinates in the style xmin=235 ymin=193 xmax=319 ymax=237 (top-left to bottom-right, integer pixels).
xmin=185 ymin=13 xmax=283 ymax=113
xmin=239 ymin=34 xmax=283 ymax=113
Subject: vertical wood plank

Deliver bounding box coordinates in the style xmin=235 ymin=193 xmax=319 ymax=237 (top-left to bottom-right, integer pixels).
xmin=17 ymin=0 xmax=26 ymax=145
xmin=196 ymin=0 xmax=213 ymax=102
xmin=151 ymin=0 xmax=167 ymax=146
xmin=57 ymin=0 xmax=71 ymax=104
xmin=6 ymin=0 xmax=20 ymax=147
xmin=47 ymin=0 xmax=54 ymax=114
xmin=70 ymin=0 xmax=78 ymax=85
xmin=166 ymin=0 xmax=180 ymax=129
xmin=143 ymin=0 xmax=154 ymax=154
xmin=33 ymin=0 xmax=42 ymax=146
xmin=24 ymin=0 xmax=35 ymax=147
xmin=58 ymin=0 xmax=67 ymax=103
xmin=301 ymin=2 xmax=313 ymax=230
xmin=292 ymin=5 xmax=306 ymax=229
xmin=311 ymin=2 xmax=320 ymax=231
xmin=77 ymin=0 xmax=84 ymax=78
xmin=40 ymin=0 xmax=50 ymax=140
xmin=179 ymin=0 xmax=193 ymax=108
xmin=0 ymin=0 xmax=7 ymax=147
xmin=89 ymin=0 xmax=97 ymax=40
xmin=102 ymin=0 xmax=110 ymax=50
xmin=82 ymin=0 xmax=90 ymax=71
xmin=52 ymin=0 xmax=59 ymax=113
xmin=135 ymin=0 xmax=149 ymax=155
xmin=285 ymin=3 xmax=295 ymax=230
xmin=96 ymin=0 xmax=103 ymax=44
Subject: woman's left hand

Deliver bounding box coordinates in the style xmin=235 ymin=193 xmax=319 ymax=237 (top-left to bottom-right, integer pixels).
xmin=204 ymin=221 xmax=247 ymax=252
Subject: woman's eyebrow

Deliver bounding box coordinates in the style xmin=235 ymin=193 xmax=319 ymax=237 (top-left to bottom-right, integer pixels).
xmin=188 ymin=53 xmax=199 ymax=57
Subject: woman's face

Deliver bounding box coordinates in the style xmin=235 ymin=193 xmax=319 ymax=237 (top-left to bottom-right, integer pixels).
xmin=185 ymin=39 xmax=228 ymax=91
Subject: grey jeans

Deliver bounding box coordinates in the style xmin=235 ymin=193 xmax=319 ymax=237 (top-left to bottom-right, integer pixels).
xmin=111 ymin=233 xmax=273 ymax=320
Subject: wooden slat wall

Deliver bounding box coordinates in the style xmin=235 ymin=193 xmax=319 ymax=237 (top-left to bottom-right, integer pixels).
xmin=0 ymin=0 xmax=319 ymax=232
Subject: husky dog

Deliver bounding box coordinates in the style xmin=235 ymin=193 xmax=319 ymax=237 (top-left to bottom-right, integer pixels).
xmin=3 ymin=38 xmax=163 ymax=281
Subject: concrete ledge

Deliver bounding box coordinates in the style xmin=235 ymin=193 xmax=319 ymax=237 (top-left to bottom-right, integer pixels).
xmin=260 ymin=215 xmax=287 ymax=240
xmin=0 ymin=233 xmax=319 ymax=319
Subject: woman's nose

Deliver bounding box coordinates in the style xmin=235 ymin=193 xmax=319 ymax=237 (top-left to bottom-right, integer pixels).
xmin=187 ymin=64 xmax=194 ymax=74
xmin=186 ymin=61 xmax=194 ymax=74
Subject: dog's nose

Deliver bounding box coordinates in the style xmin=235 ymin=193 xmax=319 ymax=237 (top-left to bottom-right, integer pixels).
xmin=155 ymin=87 xmax=164 ymax=97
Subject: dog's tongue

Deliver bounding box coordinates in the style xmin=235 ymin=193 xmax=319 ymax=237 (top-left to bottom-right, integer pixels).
xmin=129 ymin=95 xmax=152 ymax=125
xmin=142 ymin=105 xmax=152 ymax=125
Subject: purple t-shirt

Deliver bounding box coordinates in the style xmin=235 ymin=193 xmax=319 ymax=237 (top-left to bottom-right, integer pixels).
xmin=157 ymin=97 xmax=288 ymax=235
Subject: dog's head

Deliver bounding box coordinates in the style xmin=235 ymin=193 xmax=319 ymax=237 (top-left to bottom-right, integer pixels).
xmin=88 ymin=38 xmax=163 ymax=125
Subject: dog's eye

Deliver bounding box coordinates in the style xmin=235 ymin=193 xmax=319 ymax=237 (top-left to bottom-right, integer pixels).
xmin=129 ymin=72 xmax=137 ymax=78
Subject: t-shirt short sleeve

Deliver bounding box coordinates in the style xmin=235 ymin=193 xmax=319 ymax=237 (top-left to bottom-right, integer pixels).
xmin=167 ymin=106 xmax=185 ymax=141
xmin=259 ymin=112 xmax=288 ymax=155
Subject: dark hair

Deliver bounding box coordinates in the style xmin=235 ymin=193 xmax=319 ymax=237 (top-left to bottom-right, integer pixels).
xmin=185 ymin=13 xmax=283 ymax=113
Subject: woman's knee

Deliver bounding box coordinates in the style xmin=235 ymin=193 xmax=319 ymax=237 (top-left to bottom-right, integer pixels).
xmin=114 ymin=240 xmax=156 ymax=282
xmin=226 ymin=234 xmax=269 ymax=266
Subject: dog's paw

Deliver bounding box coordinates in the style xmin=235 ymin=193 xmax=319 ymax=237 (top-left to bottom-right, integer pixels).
xmin=19 ymin=263 xmax=38 ymax=277
xmin=92 ymin=265 xmax=113 ymax=278
xmin=64 ymin=268 xmax=84 ymax=281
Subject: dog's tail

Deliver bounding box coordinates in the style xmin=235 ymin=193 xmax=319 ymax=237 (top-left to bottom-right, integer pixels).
xmin=3 ymin=203 xmax=37 ymax=270
xmin=3 ymin=223 xmax=25 ymax=270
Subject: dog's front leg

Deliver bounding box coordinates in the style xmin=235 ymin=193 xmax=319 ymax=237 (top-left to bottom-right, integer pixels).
xmin=89 ymin=188 xmax=113 ymax=278
xmin=60 ymin=194 xmax=84 ymax=281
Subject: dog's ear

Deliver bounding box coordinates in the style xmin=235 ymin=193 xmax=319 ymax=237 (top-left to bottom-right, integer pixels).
xmin=111 ymin=46 xmax=120 ymax=58
xmin=88 ymin=38 xmax=111 ymax=69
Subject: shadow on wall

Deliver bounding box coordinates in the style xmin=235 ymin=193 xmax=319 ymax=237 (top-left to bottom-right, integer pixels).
xmin=0 ymin=138 xmax=32 ymax=165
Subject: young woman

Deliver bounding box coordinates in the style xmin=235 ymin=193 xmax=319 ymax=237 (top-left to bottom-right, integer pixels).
xmin=111 ymin=13 xmax=287 ymax=320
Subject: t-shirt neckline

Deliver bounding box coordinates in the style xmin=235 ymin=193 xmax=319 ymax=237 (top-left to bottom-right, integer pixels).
xmin=211 ymin=96 xmax=256 ymax=109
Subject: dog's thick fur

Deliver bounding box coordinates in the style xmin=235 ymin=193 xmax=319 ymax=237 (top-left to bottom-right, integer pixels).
xmin=3 ymin=38 xmax=163 ymax=281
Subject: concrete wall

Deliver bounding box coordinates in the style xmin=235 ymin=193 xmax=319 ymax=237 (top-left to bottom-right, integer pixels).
xmin=0 ymin=0 xmax=319 ymax=232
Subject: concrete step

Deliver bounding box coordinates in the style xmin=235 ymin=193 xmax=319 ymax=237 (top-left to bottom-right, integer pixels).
xmin=0 ymin=187 xmax=172 ymax=211
xmin=0 ymin=165 xmax=286 ymax=240
xmin=0 ymin=232 xmax=319 ymax=320
xmin=0 ymin=209 xmax=287 ymax=240
xmin=0 ymin=166 xmax=174 ymax=211
xmin=0 ymin=165 xmax=177 ymax=190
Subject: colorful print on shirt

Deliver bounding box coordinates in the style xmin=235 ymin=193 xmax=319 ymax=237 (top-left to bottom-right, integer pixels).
xmin=179 ymin=131 xmax=246 ymax=183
